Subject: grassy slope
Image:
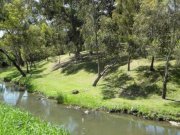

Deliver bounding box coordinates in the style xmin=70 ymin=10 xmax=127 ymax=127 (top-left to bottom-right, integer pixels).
xmin=0 ymin=103 xmax=68 ymax=135
xmin=0 ymin=54 xmax=180 ymax=121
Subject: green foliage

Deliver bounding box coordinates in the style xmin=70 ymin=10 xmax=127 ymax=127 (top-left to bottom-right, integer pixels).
xmin=0 ymin=0 xmax=180 ymax=122
xmin=3 ymin=76 xmax=12 ymax=82
xmin=174 ymin=47 xmax=180 ymax=67
xmin=102 ymin=89 xmax=116 ymax=100
xmin=0 ymin=103 xmax=69 ymax=135
xmin=57 ymin=92 xmax=66 ymax=104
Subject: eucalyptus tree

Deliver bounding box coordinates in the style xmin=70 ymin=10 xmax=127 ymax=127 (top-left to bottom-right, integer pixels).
xmin=134 ymin=0 xmax=169 ymax=71
xmin=0 ymin=0 xmax=31 ymax=77
xmin=21 ymin=23 xmax=48 ymax=72
xmin=50 ymin=23 xmax=67 ymax=63
xmin=113 ymin=0 xmax=141 ymax=71
xmin=81 ymin=0 xmax=118 ymax=86
xmin=134 ymin=0 xmax=180 ymax=99
xmin=174 ymin=47 xmax=180 ymax=66
xmin=161 ymin=0 xmax=180 ymax=99
xmin=0 ymin=0 xmax=46 ymax=75
xmin=0 ymin=0 xmax=7 ymax=21
xmin=39 ymin=0 xmax=85 ymax=59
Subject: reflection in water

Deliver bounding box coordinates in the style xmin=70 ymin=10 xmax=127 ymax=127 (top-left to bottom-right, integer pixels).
xmin=0 ymin=82 xmax=180 ymax=135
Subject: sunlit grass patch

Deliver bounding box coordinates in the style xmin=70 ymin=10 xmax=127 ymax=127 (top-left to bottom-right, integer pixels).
xmin=0 ymin=54 xmax=179 ymax=121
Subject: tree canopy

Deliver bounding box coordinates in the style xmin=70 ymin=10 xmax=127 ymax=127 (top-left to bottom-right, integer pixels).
xmin=0 ymin=0 xmax=179 ymax=99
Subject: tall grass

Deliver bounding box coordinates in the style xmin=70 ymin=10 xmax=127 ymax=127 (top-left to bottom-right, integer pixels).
xmin=0 ymin=103 xmax=69 ymax=135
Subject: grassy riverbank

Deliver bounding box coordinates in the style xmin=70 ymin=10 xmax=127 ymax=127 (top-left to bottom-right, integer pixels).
xmin=0 ymin=54 xmax=180 ymax=121
xmin=0 ymin=103 xmax=68 ymax=135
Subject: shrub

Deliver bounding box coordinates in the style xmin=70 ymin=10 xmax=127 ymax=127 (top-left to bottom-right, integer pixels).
xmin=102 ymin=89 xmax=115 ymax=99
xmin=3 ymin=77 xmax=12 ymax=82
xmin=57 ymin=92 xmax=66 ymax=104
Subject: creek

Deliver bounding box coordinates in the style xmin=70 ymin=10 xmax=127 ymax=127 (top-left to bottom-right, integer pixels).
xmin=0 ymin=82 xmax=179 ymax=135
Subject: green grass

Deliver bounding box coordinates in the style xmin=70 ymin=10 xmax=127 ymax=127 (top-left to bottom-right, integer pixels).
xmin=0 ymin=103 xmax=69 ymax=135
xmin=0 ymin=54 xmax=180 ymax=121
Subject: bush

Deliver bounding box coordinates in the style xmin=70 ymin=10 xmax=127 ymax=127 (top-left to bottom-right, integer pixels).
xmin=102 ymin=89 xmax=115 ymax=99
xmin=3 ymin=77 xmax=12 ymax=82
xmin=57 ymin=92 xmax=66 ymax=104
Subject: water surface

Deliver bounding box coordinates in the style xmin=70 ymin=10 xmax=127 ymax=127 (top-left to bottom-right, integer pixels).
xmin=0 ymin=82 xmax=179 ymax=135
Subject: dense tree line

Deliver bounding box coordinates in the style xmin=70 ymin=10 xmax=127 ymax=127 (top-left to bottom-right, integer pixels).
xmin=0 ymin=0 xmax=179 ymax=99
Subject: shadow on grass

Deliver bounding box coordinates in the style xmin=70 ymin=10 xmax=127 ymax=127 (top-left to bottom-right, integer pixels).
xmin=165 ymin=98 xmax=180 ymax=103
xmin=102 ymin=73 xmax=134 ymax=99
xmin=102 ymin=69 xmax=162 ymax=100
xmin=0 ymin=69 xmax=21 ymax=80
xmin=6 ymin=71 xmax=20 ymax=79
xmin=119 ymin=83 xmax=161 ymax=99
xmin=164 ymin=101 xmax=180 ymax=109
xmin=61 ymin=55 xmax=128 ymax=76
xmin=36 ymin=61 xmax=49 ymax=68
xmin=136 ymin=66 xmax=163 ymax=81
xmin=104 ymin=56 xmax=128 ymax=76
xmin=61 ymin=61 xmax=97 ymax=75
xmin=136 ymin=65 xmax=180 ymax=85
xmin=52 ymin=53 xmax=91 ymax=72
xmin=104 ymin=73 xmax=133 ymax=88
xmin=29 ymin=61 xmax=49 ymax=78
xmin=30 ymin=68 xmax=46 ymax=75
xmin=169 ymin=67 xmax=180 ymax=85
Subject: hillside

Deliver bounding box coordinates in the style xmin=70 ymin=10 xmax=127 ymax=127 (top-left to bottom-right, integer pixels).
xmin=0 ymin=54 xmax=180 ymax=121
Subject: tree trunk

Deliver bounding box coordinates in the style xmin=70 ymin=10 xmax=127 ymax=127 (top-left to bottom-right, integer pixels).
xmin=60 ymin=49 xmax=65 ymax=55
xmin=13 ymin=49 xmax=24 ymax=66
xmin=92 ymin=18 xmax=101 ymax=87
xmin=58 ymin=55 xmax=61 ymax=64
xmin=32 ymin=61 xmax=36 ymax=68
xmin=0 ymin=49 xmax=26 ymax=77
xmin=18 ymin=51 xmax=24 ymax=66
xmin=93 ymin=63 xmax=115 ymax=87
xmin=128 ymin=55 xmax=131 ymax=71
xmin=89 ymin=44 xmax=93 ymax=55
xmin=29 ymin=61 xmax=32 ymax=71
xmin=93 ymin=74 xmax=101 ymax=87
xmin=162 ymin=55 xmax=170 ymax=99
xmin=93 ymin=55 xmax=101 ymax=87
xmin=26 ymin=61 xmax=29 ymax=73
xmin=97 ymin=54 xmax=101 ymax=76
xmin=89 ymin=50 xmax=93 ymax=55
xmin=162 ymin=0 xmax=176 ymax=98
xmin=150 ymin=56 xmax=155 ymax=71
xmin=75 ymin=44 xmax=81 ymax=60
xmin=75 ymin=50 xmax=81 ymax=60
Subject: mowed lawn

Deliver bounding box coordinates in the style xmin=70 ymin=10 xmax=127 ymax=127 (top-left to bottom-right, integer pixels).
xmin=0 ymin=54 xmax=180 ymax=121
